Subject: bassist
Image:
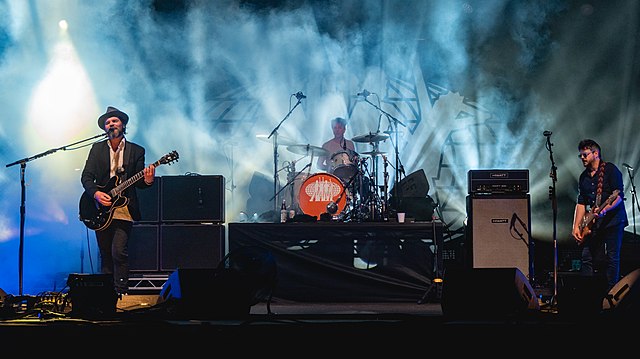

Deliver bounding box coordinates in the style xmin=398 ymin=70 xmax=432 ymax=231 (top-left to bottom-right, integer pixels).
xmin=80 ymin=106 xmax=156 ymax=297
xmin=572 ymin=139 xmax=628 ymax=291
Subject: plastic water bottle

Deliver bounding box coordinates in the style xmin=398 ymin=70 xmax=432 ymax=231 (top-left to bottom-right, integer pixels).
xmin=280 ymin=199 xmax=288 ymax=223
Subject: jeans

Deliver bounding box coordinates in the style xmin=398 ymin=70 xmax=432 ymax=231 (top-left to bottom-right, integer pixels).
xmin=580 ymin=223 xmax=624 ymax=290
xmin=96 ymin=219 xmax=132 ymax=294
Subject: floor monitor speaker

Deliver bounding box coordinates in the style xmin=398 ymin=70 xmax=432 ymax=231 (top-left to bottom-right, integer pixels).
xmin=602 ymin=268 xmax=640 ymax=319
xmin=441 ymin=267 xmax=539 ymax=319
xmin=557 ymin=273 xmax=608 ymax=318
xmin=156 ymin=268 xmax=253 ymax=319
xmin=67 ymin=273 xmax=118 ymax=319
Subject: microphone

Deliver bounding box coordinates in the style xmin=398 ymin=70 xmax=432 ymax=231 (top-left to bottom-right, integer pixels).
xmin=622 ymin=163 xmax=634 ymax=170
xmin=326 ymin=201 xmax=338 ymax=214
xmin=294 ymin=91 xmax=306 ymax=100
xmin=510 ymin=213 xmax=524 ymax=237
xmin=543 ymin=130 xmax=552 ymax=136
xmin=357 ymin=89 xmax=370 ymax=97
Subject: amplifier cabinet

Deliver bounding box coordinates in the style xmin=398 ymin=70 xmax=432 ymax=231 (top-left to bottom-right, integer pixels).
xmin=160 ymin=224 xmax=225 ymax=272
xmin=136 ymin=176 xmax=161 ymax=223
xmin=467 ymin=194 xmax=532 ymax=279
xmin=161 ymin=175 xmax=225 ymax=223
xmin=129 ymin=225 xmax=160 ymax=272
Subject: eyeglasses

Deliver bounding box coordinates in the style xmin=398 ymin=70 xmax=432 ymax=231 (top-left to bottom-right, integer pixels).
xmin=578 ymin=151 xmax=592 ymax=158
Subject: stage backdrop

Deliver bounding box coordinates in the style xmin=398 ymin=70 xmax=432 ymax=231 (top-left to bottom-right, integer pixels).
xmin=228 ymin=222 xmax=443 ymax=302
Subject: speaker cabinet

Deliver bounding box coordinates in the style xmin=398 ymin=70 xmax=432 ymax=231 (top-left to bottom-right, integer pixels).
xmin=161 ymin=175 xmax=225 ymax=223
xmin=160 ymin=224 xmax=225 ymax=272
xmin=467 ymin=194 xmax=531 ymax=278
xmin=156 ymin=268 xmax=252 ymax=319
xmin=602 ymin=268 xmax=640 ymax=319
xmin=441 ymin=267 xmax=539 ymax=319
xmin=67 ymin=273 xmax=118 ymax=319
xmin=137 ymin=176 xmax=160 ymax=223
xmin=129 ymin=225 xmax=159 ymax=271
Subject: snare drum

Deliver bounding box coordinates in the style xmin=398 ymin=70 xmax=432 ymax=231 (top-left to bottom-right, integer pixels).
xmin=330 ymin=151 xmax=358 ymax=182
xmin=298 ymin=173 xmax=347 ymax=219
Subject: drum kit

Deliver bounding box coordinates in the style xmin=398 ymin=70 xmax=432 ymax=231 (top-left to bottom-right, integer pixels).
xmin=278 ymin=131 xmax=391 ymax=222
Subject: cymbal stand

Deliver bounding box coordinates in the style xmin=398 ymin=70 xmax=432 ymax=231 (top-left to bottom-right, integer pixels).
xmin=382 ymin=154 xmax=389 ymax=220
xmin=361 ymin=96 xmax=406 ymax=207
xmin=267 ymin=93 xmax=304 ymax=212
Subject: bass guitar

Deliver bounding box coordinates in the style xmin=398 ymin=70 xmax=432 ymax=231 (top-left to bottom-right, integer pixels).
xmin=79 ymin=150 xmax=179 ymax=231
xmin=578 ymin=189 xmax=620 ymax=239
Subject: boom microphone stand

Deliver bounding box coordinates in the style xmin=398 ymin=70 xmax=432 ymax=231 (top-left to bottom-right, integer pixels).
xmin=623 ymin=164 xmax=638 ymax=239
xmin=5 ymin=132 xmax=107 ymax=295
xmin=543 ymin=130 xmax=559 ymax=309
xmin=268 ymin=91 xmax=305 ymax=212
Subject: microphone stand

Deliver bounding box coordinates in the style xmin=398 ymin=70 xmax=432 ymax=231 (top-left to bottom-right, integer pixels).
xmin=626 ymin=167 xmax=638 ymax=240
xmin=5 ymin=132 xmax=107 ymax=295
xmin=360 ymin=96 xmax=406 ymax=213
xmin=544 ymin=133 xmax=559 ymax=309
xmin=268 ymin=95 xmax=304 ymax=212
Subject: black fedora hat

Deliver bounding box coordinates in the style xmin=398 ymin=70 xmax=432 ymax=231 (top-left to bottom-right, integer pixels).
xmin=98 ymin=106 xmax=129 ymax=129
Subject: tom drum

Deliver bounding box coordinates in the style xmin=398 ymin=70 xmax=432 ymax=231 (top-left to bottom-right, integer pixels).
xmin=330 ymin=151 xmax=358 ymax=182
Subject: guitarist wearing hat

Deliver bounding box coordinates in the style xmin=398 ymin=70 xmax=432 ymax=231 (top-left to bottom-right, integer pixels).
xmin=80 ymin=106 xmax=156 ymax=297
xmin=572 ymin=139 xmax=628 ymax=291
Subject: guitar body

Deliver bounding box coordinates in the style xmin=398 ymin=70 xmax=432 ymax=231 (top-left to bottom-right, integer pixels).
xmin=79 ymin=150 xmax=179 ymax=231
xmin=577 ymin=189 xmax=620 ymax=240
xmin=79 ymin=177 xmax=129 ymax=231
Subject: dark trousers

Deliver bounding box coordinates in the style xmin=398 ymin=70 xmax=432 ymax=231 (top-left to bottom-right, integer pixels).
xmin=580 ymin=223 xmax=624 ymax=290
xmin=96 ymin=219 xmax=133 ymax=294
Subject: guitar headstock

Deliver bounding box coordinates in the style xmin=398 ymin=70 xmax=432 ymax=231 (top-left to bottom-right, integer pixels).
xmin=158 ymin=150 xmax=179 ymax=166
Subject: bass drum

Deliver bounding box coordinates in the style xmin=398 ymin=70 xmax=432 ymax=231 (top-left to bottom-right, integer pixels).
xmin=298 ymin=173 xmax=347 ymax=219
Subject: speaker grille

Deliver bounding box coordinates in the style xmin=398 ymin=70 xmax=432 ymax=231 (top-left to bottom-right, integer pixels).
xmin=468 ymin=194 xmax=531 ymax=278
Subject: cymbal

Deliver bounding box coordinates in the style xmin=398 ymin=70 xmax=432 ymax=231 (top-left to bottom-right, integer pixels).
xmin=361 ymin=150 xmax=387 ymax=156
xmin=352 ymin=132 xmax=389 ymax=143
xmin=287 ymin=144 xmax=329 ymax=157
xmin=256 ymin=134 xmax=298 ymax=146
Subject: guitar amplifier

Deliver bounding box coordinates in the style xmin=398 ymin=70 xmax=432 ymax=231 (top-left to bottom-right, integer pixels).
xmin=468 ymin=169 xmax=529 ymax=194
xmin=161 ymin=175 xmax=225 ymax=223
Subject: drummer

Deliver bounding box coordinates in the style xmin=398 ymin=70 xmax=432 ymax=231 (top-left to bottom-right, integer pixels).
xmin=316 ymin=116 xmax=357 ymax=172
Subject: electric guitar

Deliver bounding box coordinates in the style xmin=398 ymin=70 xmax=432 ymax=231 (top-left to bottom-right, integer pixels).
xmin=578 ymin=189 xmax=620 ymax=239
xmin=79 ymin=150 xmax=179 ymax=231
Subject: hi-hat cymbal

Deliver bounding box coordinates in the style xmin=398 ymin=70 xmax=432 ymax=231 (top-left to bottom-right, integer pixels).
xmin=287 ymin=144 xmax=329 ymax=157
xmin=256 ymin=134 xmax=298 ymax=146
xmin=361 ymin=150 xmax=387 ymax=156
xmin=352 ymin=132 xmax=389 ymax=143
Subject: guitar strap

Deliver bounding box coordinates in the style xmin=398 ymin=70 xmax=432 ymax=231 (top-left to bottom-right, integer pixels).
xmin=595 ymin=161 xmax=606 ymax=207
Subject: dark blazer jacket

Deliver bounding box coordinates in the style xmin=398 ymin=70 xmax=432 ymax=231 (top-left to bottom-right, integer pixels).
xmin=81 ymin=139 xmax=151 ymax=222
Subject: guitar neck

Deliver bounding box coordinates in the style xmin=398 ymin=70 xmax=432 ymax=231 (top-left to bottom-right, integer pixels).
xmin=109 ymin=170 xmax=145 ymax=197
xmin=108 ymin=160 xmax=160 ymax=197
